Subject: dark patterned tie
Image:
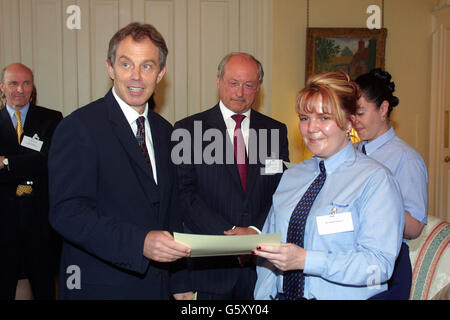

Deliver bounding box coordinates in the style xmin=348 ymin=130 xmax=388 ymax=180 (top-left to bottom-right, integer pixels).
xmin=231 ymin=114 xmax=248 ymax=192
xmin=362 ymin=144 xmax=367 ymax=155
xmin=136 ymin=116 xmax=153 ymax=175
xmin=283 ymin=160 xmax=326 ymax=300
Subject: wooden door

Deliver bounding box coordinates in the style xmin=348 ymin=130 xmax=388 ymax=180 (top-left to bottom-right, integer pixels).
xmin=429 ymin=5 xmax=450 ymax=222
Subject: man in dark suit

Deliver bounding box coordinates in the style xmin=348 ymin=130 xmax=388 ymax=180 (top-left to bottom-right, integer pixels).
xmin=48 ymin=22 xmax=192 ymax=300
xmin=174 ymin=52 xmax=290 ymax=299
xmin=0 ymin=63 xmax=63 ymax=299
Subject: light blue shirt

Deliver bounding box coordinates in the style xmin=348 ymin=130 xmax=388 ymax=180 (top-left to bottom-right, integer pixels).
xmin=6 ymin=103 xmax=30 ymax=129
xmin=357 ymin=127 xmax=428 ymax=227
xmin=254 ymin=142 xmax=405 ymax=300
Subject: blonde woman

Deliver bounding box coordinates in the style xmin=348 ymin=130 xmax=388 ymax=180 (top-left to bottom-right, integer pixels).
xmin=254 ymin=72 xmax=404 ymax=300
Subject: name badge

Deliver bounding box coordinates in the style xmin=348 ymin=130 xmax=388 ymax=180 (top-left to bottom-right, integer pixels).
xmin=21 ymin=135 xmax=43 ymax=152
xmin=316 ymin=210 xmax=354 ymax=235
xmin=263 ymin=159 xmax=283 ymax=175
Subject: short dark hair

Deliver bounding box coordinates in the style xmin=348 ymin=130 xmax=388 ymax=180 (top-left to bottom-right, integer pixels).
xmin=107 ymin=22 xmax=168 ymax=70
xmin=355 ymin=68 xmax=399 ymax=118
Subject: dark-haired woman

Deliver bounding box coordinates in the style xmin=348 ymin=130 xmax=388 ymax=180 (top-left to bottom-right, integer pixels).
xmin=353 ymin=68 xmax=428 ymax=300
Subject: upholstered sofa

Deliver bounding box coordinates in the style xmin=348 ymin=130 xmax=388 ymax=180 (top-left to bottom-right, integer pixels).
xmin=408 ymin=215 xmax=449 ymax=300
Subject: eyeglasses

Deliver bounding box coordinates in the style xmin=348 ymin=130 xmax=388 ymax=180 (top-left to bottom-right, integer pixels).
xmin=226 ymin=80 xmax=259 ymax=91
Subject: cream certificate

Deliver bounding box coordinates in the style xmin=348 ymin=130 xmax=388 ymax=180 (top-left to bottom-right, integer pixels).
xmin=174 ymin=232 xmax=282 ymax=257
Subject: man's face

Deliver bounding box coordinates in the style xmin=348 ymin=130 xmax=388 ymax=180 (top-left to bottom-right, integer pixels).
xmin=217 ymin=55 xmax=260 ymax=114
xmin=107 ymin=35 xmax=166 ymax=113
xmin=0 ymin=64 xmax=34 ymax=110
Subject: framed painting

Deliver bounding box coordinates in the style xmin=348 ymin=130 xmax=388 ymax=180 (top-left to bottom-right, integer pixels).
xmin=305 ymin=28 xmax=387 ymax=81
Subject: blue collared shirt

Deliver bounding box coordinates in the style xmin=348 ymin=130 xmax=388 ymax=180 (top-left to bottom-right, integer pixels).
xmin=357 ymin=127 xmax=428 ymax=227
xmin=254 ymin=142 xmax=405 ymax=300
xmin=6 ymin=103 xmax=30 ymax=129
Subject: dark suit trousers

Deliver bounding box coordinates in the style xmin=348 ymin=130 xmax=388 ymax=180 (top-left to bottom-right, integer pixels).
xmin=369 ymin=242 xmax=412 ymax=300
xmin=1 ymin=195 xmax=56 ymax=300
xmin=196 ymin=263 xmax=256 ymax=300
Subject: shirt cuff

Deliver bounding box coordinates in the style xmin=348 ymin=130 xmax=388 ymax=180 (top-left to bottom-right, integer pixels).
xmin=231 ymin=226 xmax=262 ymax=234
xmin=303 ymin=250 xmax=327 ymax=276
xmin=249 ymin=226 xmax=262 ymax=234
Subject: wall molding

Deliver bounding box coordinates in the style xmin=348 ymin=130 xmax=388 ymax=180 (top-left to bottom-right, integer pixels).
xmin=0 ymin=0 xmax=274 ymax=122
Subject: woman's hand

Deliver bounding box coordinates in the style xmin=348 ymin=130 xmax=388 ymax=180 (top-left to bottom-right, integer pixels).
xmin=253 ymin=243 xmax=306 ymax=271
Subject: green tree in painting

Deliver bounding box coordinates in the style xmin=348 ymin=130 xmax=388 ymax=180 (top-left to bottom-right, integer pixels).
xmin=315 ymin=38 xmax=341 ymax=72
xmin=341 ymin=46 xmax=353 ymax=57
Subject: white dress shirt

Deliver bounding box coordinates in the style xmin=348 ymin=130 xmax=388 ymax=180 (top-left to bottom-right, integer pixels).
xmin=219 ymin=101 xmax=260 ymax=233
xmin=112 ymin=88 xmax=158 ymax=184
xmin=219 ymin=101 xmax=251 ymax=153
xmin=6 ymin=103 xmax=30 ymax=129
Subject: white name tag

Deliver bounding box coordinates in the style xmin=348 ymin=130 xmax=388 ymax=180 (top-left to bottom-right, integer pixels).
xmin=263 ymin=159 xmax=283 ymax=175
xmin=21 ymin=135 xmax=43 ymax=152
xmin=316 ymin=211 xmax=354 ymax=235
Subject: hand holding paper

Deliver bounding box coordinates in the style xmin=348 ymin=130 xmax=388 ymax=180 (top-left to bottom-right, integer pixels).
xmin=253 ymin=243 xmax=306 ymax=271
xmin=143 ymin=231 xmax=191 ymax=262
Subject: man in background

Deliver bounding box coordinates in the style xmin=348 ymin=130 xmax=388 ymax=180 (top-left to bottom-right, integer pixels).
xmin=0 ymin=63 xmax=63 ymax=299
xmin=174 ymin=52 xmax=289 ymax=299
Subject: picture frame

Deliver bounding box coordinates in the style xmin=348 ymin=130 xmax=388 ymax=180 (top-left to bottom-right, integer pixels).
xmin=305 ymin=28 xmax=387 ymax=81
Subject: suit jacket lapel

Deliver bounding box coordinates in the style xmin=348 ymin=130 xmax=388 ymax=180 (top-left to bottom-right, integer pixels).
xmin=206 ymin=104 xmax=245 ymax=194
xmin=23 ymin=105 xmax=41 ymax=139
xmin=147 ymin=110 xmax=173 ymax=224
xmin=245 ymin=109 xmax=262 ymax=197
xmin=105 ymin=91 xmax=154 ymax=182
xmin=0 ymin=106 xmax=40 ymax=144
xmin=0 ymin=108 xmax=17 ymax=146
xmin=147 ymin=110 xmax=167 ymax=190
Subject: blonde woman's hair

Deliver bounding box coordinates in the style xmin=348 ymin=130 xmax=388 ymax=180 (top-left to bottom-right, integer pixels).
xmin=296 ymin=72 xmax=359 ymax=130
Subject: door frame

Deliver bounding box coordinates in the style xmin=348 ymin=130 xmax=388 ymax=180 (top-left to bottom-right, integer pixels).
xmin=429 ymin=5 xmax=450 ymax=221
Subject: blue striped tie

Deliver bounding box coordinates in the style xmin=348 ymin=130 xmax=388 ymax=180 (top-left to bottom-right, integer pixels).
xmin=283 ymin=160 xmax=326 ymax=299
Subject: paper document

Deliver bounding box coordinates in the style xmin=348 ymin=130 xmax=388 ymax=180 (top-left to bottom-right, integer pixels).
xmin=174 ymin=232 xmax=282 ymax=257
xmin=283 ymin=161 xmax=294 ymax=169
